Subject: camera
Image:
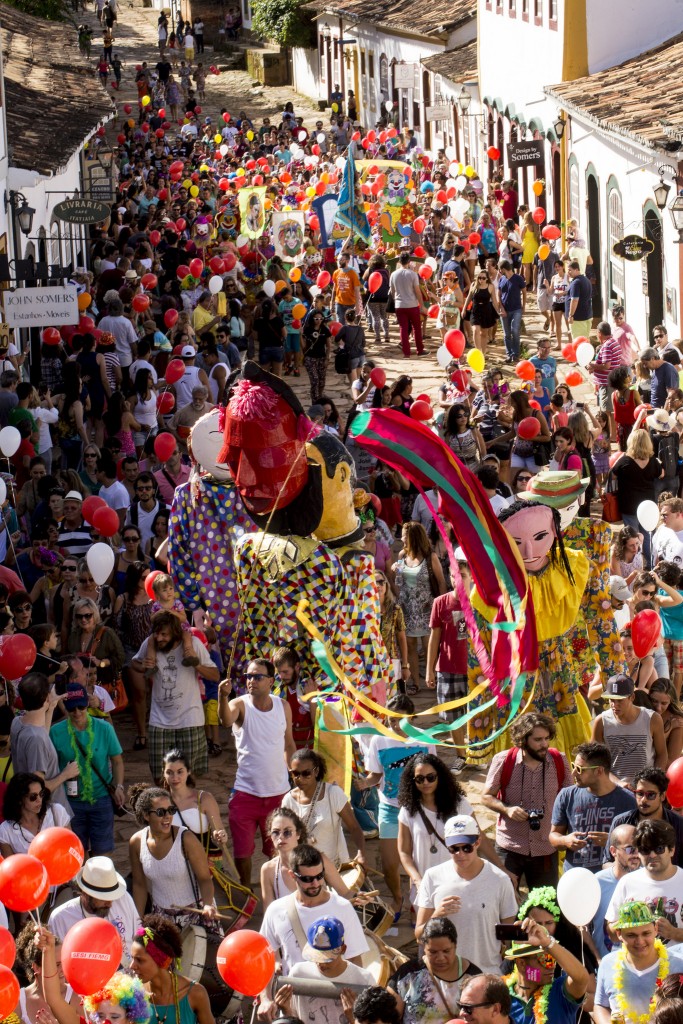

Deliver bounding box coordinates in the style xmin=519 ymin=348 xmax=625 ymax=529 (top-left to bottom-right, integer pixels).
xmin=527 ymin=808 xmax=545 ymax=831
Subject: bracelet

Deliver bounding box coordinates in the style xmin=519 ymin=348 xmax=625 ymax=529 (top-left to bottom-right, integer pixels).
xmin=41 ymin=970 xmax=59 ymax=978
xmin=401 ymin=664 xmax=409 ymax=669
xmin=115 ymin=783 xmax=124 ymax=790
xmin=546 ymin=936 xmax=558 ymax=950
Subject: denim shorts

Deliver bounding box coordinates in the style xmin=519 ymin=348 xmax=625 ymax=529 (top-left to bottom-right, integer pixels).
xmin=378 ymin=801 xmax=399 ymax=839
xmin=69 ymin=794 xmax=115 ymax=854
xmin=260 ymin=347 xmax=284 ymax=364
xmin=284 ymin=332 xmax=301 ymax=353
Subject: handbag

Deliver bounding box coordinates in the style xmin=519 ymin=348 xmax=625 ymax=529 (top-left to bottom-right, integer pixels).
xmin=602 ymin=468 xmax=621 ymax=523
xmin=334 ymin=346 xmax=350 ymax=374
xmin=101 ymin=677 xmax=129 ymax=713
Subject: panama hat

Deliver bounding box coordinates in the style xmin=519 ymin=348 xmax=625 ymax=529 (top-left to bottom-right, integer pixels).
xmin=76 ymin=856 xmax=127 ymax=901
xmin=646 ymin=408 xmax=674 ymax=432
xmin=517 ymin=470 xmax=589 ymax=509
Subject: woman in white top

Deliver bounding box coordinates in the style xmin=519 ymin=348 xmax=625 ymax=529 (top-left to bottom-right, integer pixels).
xmin=397 ymin=753 xmax=499 ymax=900
xmin=15 ymin=924 xmax=78 ymax=1024
xmin=0 ymin=773 xmax=71 ymax=857
xmin=131 ymin=368 xmax=158 ymax=453
xmin=128 ymin=784 xmax=218 ymax=931
xmin=281 ymin=748 xmax=367 ymax=868
xmin=162 ymin=748 xmax=228 ymax=861
xmin=260 ymin=807 xmax=354 ymax=909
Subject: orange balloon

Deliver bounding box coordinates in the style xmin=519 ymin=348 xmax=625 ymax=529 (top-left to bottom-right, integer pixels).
xmin=274 ymin=280 xmax=288 ymax=294
xmin=532 ymin=180 xmax=544 ymax=196
xmin=538 ymin=244 xmax=550 ymax=260
xmin=292 ymin=303 xmax=306 ymax=319
xmin=77 ymin=292 xmax=92 ymax=310
xmin=289 ymin=268 xmax=301 ymax=282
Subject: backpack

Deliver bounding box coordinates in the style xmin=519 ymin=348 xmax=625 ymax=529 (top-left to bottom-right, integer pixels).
xmin=497 ymin=746 xmax=565 ymax=819
xmin=656 ymin=432 xmax=678 ymax=479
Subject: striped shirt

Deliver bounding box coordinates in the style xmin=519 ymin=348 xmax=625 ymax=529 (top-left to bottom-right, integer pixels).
xmin=58 ymin=519 xmax=92 ymax=558
xmin=592 ymin=336 xmax=624 ymax=387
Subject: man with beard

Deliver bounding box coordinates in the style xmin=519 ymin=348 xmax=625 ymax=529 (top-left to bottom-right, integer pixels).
xmin=47 ymin=856 xmax=140 ymax=966
xmin=132 ymin=611 xmax=219 ymax=781
xmin=605 ymin=767 xmax=683 ymax=867
xmin=591 ymin=823 xmax=640 ymax=958
xmin=481 ymin=713 xmax=571 ymax=889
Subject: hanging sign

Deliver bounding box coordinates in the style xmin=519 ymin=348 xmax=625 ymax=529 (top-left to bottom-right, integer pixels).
xmin=506 ymin=140 xmax=544 ymax=167
xmin=54 ymin=198 xmax=111 ymax=224
xmin=3 ymin=286 xmax=79 ymax=327
xmin=612 ymin=234 xmax=655 ymax=262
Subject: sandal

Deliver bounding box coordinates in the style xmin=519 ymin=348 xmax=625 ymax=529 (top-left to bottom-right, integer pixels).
xmin=133 ymin=735 xmax=147 ymax=750
xmin=406 ymin=682 xmax=419 ymax=696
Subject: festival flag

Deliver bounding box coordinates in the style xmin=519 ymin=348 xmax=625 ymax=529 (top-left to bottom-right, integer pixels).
xmin=334 ymin=151 xmax=372 ymax=244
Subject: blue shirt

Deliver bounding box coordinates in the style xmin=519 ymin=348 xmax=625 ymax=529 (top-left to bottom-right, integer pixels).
xmin=531 ymin=354 xmax=557 ymax=394
xmin=651 ymin=361 xmax=679 ymax=408
xmin=509 ymin=975 xmax=580 ymax=1024
xmin=551 ymin=784 xmax=637 ymax=871
xmin=566 ymin=274 xmax=592 ymax=319
xmin=596 ymin=949 xmax=683 ymax=1017
xmin=499 ymin=273 xmax=525 ymax=313
xmin=591 ymin=866 xmax=620 ymax=958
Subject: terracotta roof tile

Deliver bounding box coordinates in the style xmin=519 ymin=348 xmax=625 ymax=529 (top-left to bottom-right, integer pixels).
xmin=2 ymin=3 xmax=115 ymax=176
xmin=545 ymin=31 xmax=683 ymax=150
xmin=421 ymin=40 xmax=477 ymax=83
xmin=306 ymin=0 xmax=476 ymax=37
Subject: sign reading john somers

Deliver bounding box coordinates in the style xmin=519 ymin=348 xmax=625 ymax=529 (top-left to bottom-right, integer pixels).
xmin=3 ymin=286 xmax=79 ymax=328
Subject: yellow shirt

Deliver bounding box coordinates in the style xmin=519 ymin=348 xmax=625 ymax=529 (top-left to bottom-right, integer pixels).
xmin=192 ymin=303 xmax=217 ymax=338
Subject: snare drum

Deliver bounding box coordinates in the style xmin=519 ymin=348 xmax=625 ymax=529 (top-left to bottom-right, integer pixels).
xmin=358 ymin=930 xmax=408 ymax=987
xmin=181 ymin=925 xmax=234 ymax=1017
xmin=211 ymin=864 xmax=258 ymax=934
xmin=340 ymin=861 xmax=392 ymax=937
xmin=339 ymin=860 xmax=367 ymax=895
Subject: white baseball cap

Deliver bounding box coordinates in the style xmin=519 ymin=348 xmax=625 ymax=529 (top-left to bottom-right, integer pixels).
xmin=181 ymin=345 xmax=196 ymax=358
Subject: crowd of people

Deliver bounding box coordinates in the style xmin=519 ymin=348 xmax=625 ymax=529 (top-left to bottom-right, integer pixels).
xmin=8 ymin=5 xmax=683 ymax=1024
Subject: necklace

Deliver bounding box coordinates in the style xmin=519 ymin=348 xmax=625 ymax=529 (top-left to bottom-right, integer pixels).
xmin=300 ymin=780 xmax=323 ymax=842
xmin=150 ymin=972 xmax=179 ymax=1024
xmin=613 ymin=939 xmax=669 ymax=1024
xmin=67 ymin=714 xmax=96 ymax=803
xmin=504 ymin=972 xmax=551 ymax=1024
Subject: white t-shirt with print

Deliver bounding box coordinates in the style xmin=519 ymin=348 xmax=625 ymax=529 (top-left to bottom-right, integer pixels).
xmin=134 ymin=635 xmax=211 ymax=728
xmin=289 ymin=961 xmax=375 ymax=1024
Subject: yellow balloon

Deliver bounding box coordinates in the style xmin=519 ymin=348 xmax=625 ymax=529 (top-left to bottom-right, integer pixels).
xmin=141 ymin=95 xmax=151 ymax=106
xmin=246 ymin=130 xmax=254 ymax=141
xmin=331 ymin=103 xmax=339 ymax=112
xmin=320 ymin=173 xmax=329 ymax=185
xmin=283 ymin=204 xmax=292 ymax=211
xmin=465 ymin=165 xmax=475 ymax=177
xmin=189 ymin=185 xmax=199 ymax=197
xmin=236 ymin=167 xmax=245 ymax=176
xmin=456 ymin=163 xmax=463 ymax=174
xmin=200 ymin=163 xmax=209 ymax=172
xmin=264 ymin=198 xmax=272 ymax=210
xmin=182 ymin=179 xmax=192 ymax=189
xmin=538 ymin=244 xmax=550 ymax=260
xmin=289 ymin=267 xmax=301 ymax=282
xmin=214 ymin=134 xmax=222 ymax=144
xmin=305 ymin=186 xmax=316 ymax=198
xmin=533 ymin=180 xmax=544 ymax=196
xmin=467 ymin=348 xmax=485 ymax=373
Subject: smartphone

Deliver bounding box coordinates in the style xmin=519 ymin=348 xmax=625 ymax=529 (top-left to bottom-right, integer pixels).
xmin=576 ymin=402 xmax=585 ymax=409
xmin=495 ymin=924 xmax=528 ymax=941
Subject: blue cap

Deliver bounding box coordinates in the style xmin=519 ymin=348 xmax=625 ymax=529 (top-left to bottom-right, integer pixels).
xmin=303 ymin=917 xmax=345 ymax=962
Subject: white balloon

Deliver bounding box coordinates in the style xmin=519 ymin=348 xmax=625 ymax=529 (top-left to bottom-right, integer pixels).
xmin=385 ymin=100 xmax=393 ymax=112
xmin=446 ymin=178 xmax=458 ymax=190
xmin=309 ymin=285 xmax=320 ymax=298
xmin=557 ymin=867 xmax=601 ymax=927
xmin=445 ymin=146 xmax=456 ymax=161
xmin=448 ymin=162 xmax=460 ymax=177
xmin=219 ymin=144 xmax=228 ymax=156
xmin=317 ymin=132 xmax=326 ymax=144
xmin=436 ymin=345 xmax=452 ymax=369
xmin=208 ymin=275 xmax=223 ymax=294
xmin=87 ymin=542 xmax=115 ymax=587
xmin=453 ymin=197 xmax=470 ymax=217
xmin=575 ymin=341 xmax=594 ymax=368
xmin=263 ymin=280 xmax=276 ymax=297
xmin=335 ymin=157 xmax=346 ymax=170
xmin=425 ymin=257 xmax=438 ymax=271
xmin=455 ymin=175 xmax=468 ymax=190
xmin=236 ymin=234 xmax=248 ymax=248
xmin=637 ymin=499 xmax=660 ymax=533
xmin=0 ymin=479 xmax=6 ymax=506
xmin=0 ymin=426 xmax=20 ymax=458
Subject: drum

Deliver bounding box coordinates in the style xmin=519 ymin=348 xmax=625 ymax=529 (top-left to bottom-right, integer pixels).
xmin=339 ymin=861 xmax=392 ymax=937
xmin=211 ymin=863 xmax=258 ymax=934
xmin=339 ymin=861 xmax=367 ymax=895
xmin=358 ymin=929 xmax=408 ymax=987
xmin=181 ymin=924 xmax=234 ymax=1017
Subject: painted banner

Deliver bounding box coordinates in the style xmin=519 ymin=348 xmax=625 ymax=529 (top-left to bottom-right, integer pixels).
xmin=237 ymin=186 xmax=267 ymax=239
xmin=272 ymin=210 xmax=306 ymax=261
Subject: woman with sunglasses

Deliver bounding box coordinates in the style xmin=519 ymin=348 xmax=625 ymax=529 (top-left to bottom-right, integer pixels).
xmin=281 ymin=748 xmax=367 ymax=870
xmin=128 ymin=783 xmax=218 ymax=928
xmin=146 ymin=510 xmax=170 ymax=569
xmin=28 ymin=552 xmax=65 ymax=626
xmin=66 ymin=598 xmax=124 ymax=697
xmin=62 ymin=559 xmax=115 ymax=644
xmin=114 ymin=563 xmax=152 ymax=749
xmin=0 ymin=772 xmax=71 ymax=856
xmin=161 ymin=748 xmax=228 ymax=859
xmin=9 ymin=591 xmax=33 ymax=634
xmin=79 ymin=445 xmax=102 ymax=495
xmin=113 ymin=527 xmax=149 ymax=594
xmin=51 ymin=558 xmax=78 ymax=635
xmin=444 ymin=404 xmax=486 ymax=472
xmin=260 ymin=806 xmax=354 ymax=909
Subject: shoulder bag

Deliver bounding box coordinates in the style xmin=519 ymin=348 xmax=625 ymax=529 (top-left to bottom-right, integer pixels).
xmin=601 ymin=467 xmax=620 ymax=523
xmin=71 ymin=730 xmax=131 ymax=818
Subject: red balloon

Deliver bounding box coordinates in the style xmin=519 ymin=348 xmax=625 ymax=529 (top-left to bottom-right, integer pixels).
xmin=329 ymin=321 xmax=342 ymax=337
xmin=369 ymin=368 xmax=386 ymax=388
xmin=0 ymin=965 xmax=19 ymax=1019
xmin=413 ymin=246 xmax=427 ymax=259
xmin=528 ymin=399 xmax=541 ymax=410
xmin=631 ymin=609 xmax=662 ymax=659
xmin=444 ymin=329 xmax=466 ymax=359
xmin=165 ymin=358 xmax=185 ymax=385
xmin=468 ymin=232 xmax=481 ymax=246
xmin=487 ymin=146 xmax=501 ymax=161
xmin=82 ymin=495 xmax=106 ymax=524
xmin=565 ymin=371 xmax=583 ymax=387
xmin=416 ymin=393 xmax=431 ymax=403
xmin=413 ymin=217 xmax=426 ymax=234
xmin=189 ymin=626 xmax=208 ymax=647
xmin=209 ymin=256 xmax=224 ymax=274
xmin=154 ymin=433 xmax=176 ymax=463
xmin=561 ymin=343 xmax=577 ymax=362
xmin=123 ymin=103 xmax=132 ymax=114
xmin=0 ymin=929 xmax=15 ymax=969
xmin=141 ymin=273 xmax=158 ymax=290
xmin=176 ymin=265 xmax=190 ymax=281
xmin=532 ymin=207 xmax=546 ymax=224
xmin=317 ymin=271 xmax=331 ymax=289
xmin=418 ymin=265 xmax=433 ymax=280
xmin=427 ymin=304 xmax=440 ymax=319
xmin=517 ymin=416 xmax=541 ymax=440
xmin=145 ymin=570 xmax=161 ymax=599
xmin=157 ymin=392 xmax=175 ymax=414
xmin=451 ymin=370 xmax=471 ymax=391
xmin=542 ymin=224 xmax=561 ymax=240
xmin=216 ymin=931 xmax=275 ymax=997
xmin=164 ymin=308 xmax=179 ymax=329
xmin=78 ymin=316 xmax=95 ymax=333
xmin=29 ymin=827 xmax=84 ymax=886
xmin=92 ymin=506 xmax=119 ymax=538
xmin=223 ymin=253 xmax=237 ymax=271
xmin=189 ymin=258 xmax=203 ymax=278
xmin=176 ymin=218 xmax=187 ymax=232
xmin=410 ymin=400 xmax=433 ymax=422
xmin=149 ymin=230 xmax=161 ymax=247
xmin=132 ymin=294 xmax=150 ymax=313
xmin=61 ymin=918 xmax=122 ymax=995
xmin=0 ymin=854 xmax=48 ymax=911
xmin=42 ymin=327 xmax=61 ymax=346
xmin=515 ymin=359 xmax=536 ymax=382
xmin=667 ymin=757 xmax=683 ymax=807
xmin=0 ymin=635 xmax=37 ymax=679
xmin=368 ymin=271 xmax=383 ymax=294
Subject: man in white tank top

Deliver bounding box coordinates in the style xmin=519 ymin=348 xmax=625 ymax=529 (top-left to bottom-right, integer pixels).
xmin=219 ymin=659 xmax=295 ymax=887
xmin=591 ymin=674 xmax=668 ymax=786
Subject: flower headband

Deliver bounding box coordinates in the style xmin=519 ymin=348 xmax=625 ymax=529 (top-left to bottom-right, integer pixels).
xmin=517 ymin=886 xmax=561 ymax=923
xmin=134 ymin=927 xmax=177 ymax=971
xmin=38 ymin=546 xmax=59 ymax=566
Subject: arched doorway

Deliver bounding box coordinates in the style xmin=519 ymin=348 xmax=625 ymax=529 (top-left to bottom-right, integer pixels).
xmin=552 ymin=148 xmax=561 ymax=223
xmin=644 ymin=204 xmax=664 ymax=337
xmin=586 ymin=168 xmax=602 ymax=319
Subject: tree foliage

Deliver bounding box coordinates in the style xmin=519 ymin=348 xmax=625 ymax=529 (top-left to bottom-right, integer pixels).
xmin=251 ymin=0 xmax=315 ymax=48
xmin=4 ymin=0 xmax=66 ymax=19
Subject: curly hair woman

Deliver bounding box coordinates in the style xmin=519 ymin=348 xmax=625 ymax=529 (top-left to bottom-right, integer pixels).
xmin=130 ymin=914 xmax=214 ymax=1024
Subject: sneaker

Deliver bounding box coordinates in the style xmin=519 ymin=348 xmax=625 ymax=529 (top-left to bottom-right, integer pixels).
xmin=450 ymin=756 xmax=467 ymax=775
xmin=362 ymin=828 xmax=379 ymax=840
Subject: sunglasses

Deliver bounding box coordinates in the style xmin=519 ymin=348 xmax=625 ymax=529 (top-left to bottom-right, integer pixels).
xmin=291 ymin=768 xmax=314 ymax=778
xmin=636 ymin=790 xmax=660 ymax=801
xmin=458 ymin=1003 xmax=493 ymax=1015
xmin=270 ymin=827 xmax=295 ymax=838
xmin=363 ymin=526 xmax=376 ymax=534
xmin=246 ymin=672 xmax=268 ymax=680
xmin=639 ymin=589 xmax=656 ymax=597
xmin=517 ymin=476 xmax=532 ymax=484
xmin=414 ymin=772 xmax=438 ymax=784
xmin=76 ymin=613 xmax=94 ymax=621
xmin=293 ymin=869 xmax=325 ymax=883
xmin=124 ymin=535 xmax=140 ymax=542
xmin=149 ymin=805 xmax=177 ymax=818
xmin=27 ymin=791 xmax=44 ymax=802
xmin=15 ymin=605 xmax=31 ymax=613
xmin=643 ymin=844 xmax=668 ymax=856
xmin=448 ymin=843 xmax=475 ymax=854
xmin=571 ymin=763 xmax=601 ymax=773
xmin=617 ymin=844 xmax=638 ymax=854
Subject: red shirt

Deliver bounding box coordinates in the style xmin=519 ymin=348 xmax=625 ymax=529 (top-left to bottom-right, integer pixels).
xmin=429 ymin=592 xmax=468 ymax=674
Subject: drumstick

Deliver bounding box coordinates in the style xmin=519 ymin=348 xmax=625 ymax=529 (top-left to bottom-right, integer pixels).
xmin=207 ymin=812 xmax=242 ymax=885
xmin=172 ymin=903 xmax=236 ymax=922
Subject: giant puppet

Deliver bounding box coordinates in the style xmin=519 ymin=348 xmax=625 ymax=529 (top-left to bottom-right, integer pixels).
xmin=216 ymin=361 xmax=391 ymax=704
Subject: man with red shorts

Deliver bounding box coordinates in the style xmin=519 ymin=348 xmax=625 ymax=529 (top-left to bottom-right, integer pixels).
xmin=219 ymin=658 xmax=295 ymax=887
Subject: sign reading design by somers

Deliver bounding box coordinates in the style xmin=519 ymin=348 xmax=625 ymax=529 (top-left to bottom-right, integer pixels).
xmin=506 ymin=140 xmax=544 ymax=167
xmin=3 ymin=286 xmax=79 ymax=327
